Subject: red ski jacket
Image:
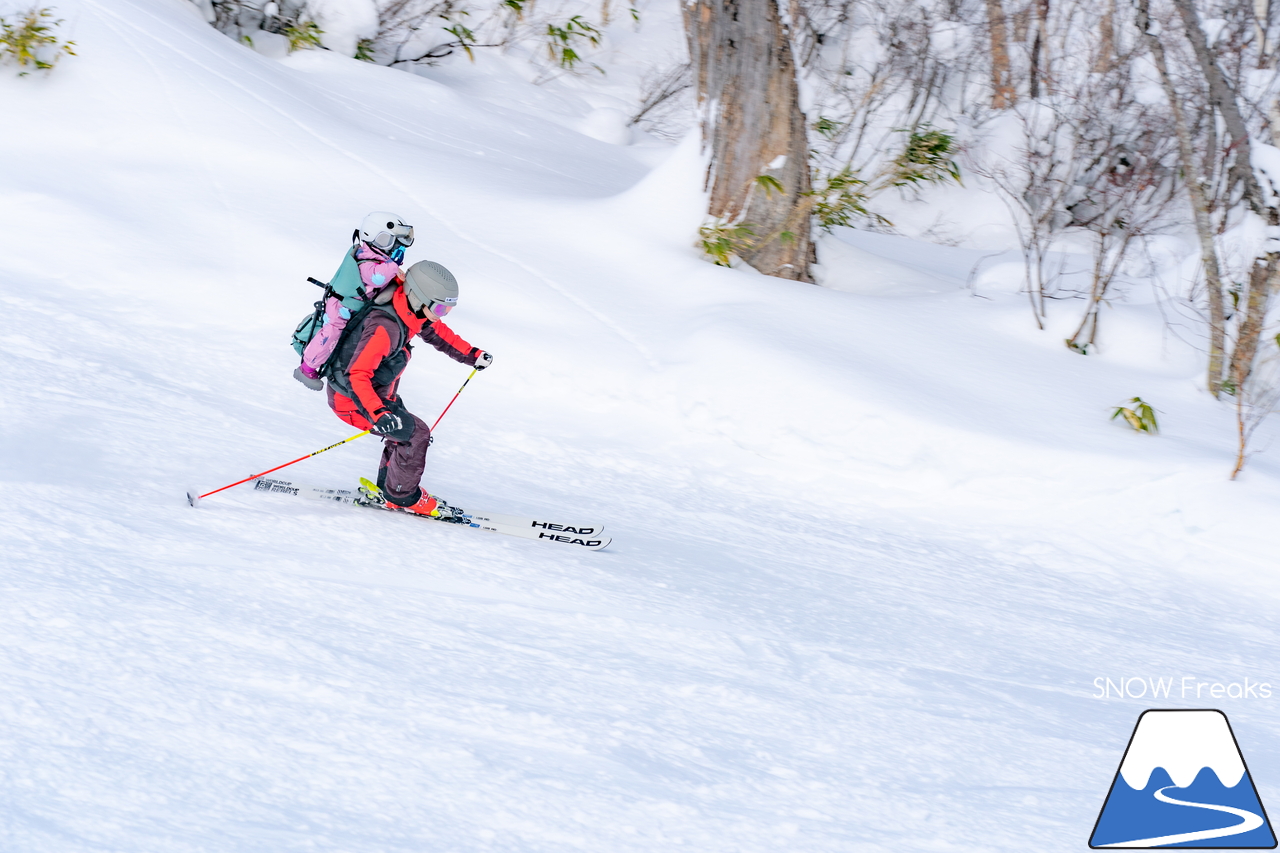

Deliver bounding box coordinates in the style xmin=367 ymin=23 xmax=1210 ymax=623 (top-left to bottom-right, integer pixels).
xmin=327 ymin=286 xmax=479 ymax=421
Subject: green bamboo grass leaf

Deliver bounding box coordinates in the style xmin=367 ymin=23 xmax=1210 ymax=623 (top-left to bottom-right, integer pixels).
xmin=755 ymin=174 xmax=785 ymax=198
xmin=443 ymin=17 xmax=477 ymax=60
xmin=0 ymin=6 xmax=76 ymax=74
xmin=545 ymin=15 xmax=601 ymax=69
xmin=1111 ymin=397 xmax=1159 ymax=434
xmin=888 ymin=126 xmax=963 ymax=189
xmin=698 ymin=220 xmax=756 ymax=266
xmin=804 ymin=167 xmax=891 ymax=231
xmin=813 ymin=116 xmax=842 ymax=139
xmin=283 ymin=20 xmax=323 ymax=51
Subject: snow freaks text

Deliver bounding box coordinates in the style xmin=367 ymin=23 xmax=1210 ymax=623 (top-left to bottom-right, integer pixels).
xmin=1092 ymin=677 xmax=1273 ymax=700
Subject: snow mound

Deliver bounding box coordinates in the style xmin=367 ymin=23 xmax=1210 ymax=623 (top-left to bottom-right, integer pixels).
xmin=579 ymin=107 xmax=634 ymax=145
xmin=308 ymin=0 xmax=378 ymax=57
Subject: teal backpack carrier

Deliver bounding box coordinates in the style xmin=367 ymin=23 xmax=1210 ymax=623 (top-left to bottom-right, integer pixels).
xmin=290 ymin=239 xmax=371 ymax=358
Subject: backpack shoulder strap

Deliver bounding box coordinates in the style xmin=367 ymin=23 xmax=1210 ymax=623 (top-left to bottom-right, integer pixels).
xmin=323 ymin=300 xmax=408 ymax=375
xmin=328 ymin=245 xmax=368 ymax=305
xmin=320 ymin=300 xmax=382 ymax=381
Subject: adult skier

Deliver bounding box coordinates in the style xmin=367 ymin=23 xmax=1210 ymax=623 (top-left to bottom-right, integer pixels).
xmin=325 ymin=260 xmax=493 ymax=518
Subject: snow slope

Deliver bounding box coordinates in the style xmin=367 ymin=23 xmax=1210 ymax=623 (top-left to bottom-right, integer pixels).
xmin=3 ymin=0 xmax=1280 ymax=850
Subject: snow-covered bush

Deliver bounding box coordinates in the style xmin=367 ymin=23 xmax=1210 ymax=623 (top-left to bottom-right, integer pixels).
xmin=204 ymin=0 xmax=370 ymax=57
xmin=377 ymin=0 xmax=616 ymax=76
xmin=792 ymin=0 xmax=987 ymax=189
xmin=627 ymin=61 xmax=693 ymax=141
xmin=198 ymin=0 xmax=615 ymax=70
xmin=305 ymin=0 xmax=377 ymax=55
xmin=0 ymin=5 xmax=75 ymax=74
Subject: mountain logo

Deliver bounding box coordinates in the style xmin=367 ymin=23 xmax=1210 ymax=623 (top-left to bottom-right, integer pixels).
xmin=1090 ymin=709 xmax=1276 ymax=848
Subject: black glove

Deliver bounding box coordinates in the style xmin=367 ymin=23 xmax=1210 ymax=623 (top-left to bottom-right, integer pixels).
xmin=371 ymin=407 xmax=415 ymax=442
xmin=473 ymin=350 xmax=494 ymax=370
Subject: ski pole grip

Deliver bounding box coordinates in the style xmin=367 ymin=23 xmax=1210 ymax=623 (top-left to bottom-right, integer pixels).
xmin=307 ymin=277 xmax=327 ymax=288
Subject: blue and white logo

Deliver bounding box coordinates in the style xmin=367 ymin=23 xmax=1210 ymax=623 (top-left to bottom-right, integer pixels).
xmin=1091 ymin=709 xmax=1276 ymax=848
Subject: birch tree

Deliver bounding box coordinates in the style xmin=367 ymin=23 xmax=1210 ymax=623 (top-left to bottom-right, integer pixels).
xmin=1138 ymin=0 xmax=1279 ymax=406
xmin=985 ymin=0 xmax=1016 ymax=107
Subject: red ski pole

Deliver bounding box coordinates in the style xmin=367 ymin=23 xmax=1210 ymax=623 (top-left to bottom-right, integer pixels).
xmin=431 ymin=367 xmax=479 ymax=432
xmin=188 ymin=367 xmax=481 ymax=507
xmin=187 ymin=430 xmax=371 ymax=506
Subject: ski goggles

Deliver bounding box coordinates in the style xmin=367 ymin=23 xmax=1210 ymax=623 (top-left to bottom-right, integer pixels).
xmin=371 ymin=225 xmax=414 ymax=251
xmin=406 ymin=291 xmax=455 ymax=319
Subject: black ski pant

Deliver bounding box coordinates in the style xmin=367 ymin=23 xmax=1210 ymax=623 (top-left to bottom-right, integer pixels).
xmin=375 ymin=408 xmax=431 ymax=506
xmin=329 ymin=387 xmax=432 ymax=506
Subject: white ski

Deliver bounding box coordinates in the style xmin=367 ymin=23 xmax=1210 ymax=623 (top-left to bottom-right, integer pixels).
xmin=252 ymin=478 xmax=611 ymax=550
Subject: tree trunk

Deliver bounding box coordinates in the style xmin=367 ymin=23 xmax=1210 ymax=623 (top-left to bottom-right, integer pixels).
xmin=1231 ymin=393 xmax=1247 ymax=478
xmin=1029 ymin=31 xmax=1042 ymax=98
xmin=1228 ymin=256 xmax=1278 ymax=392
xmin=1029 ymin=0 xmax=1048 ymax=98
xmin=686 ymin=0 xmax=815 ymax=281
xmin=1093 ymin=0 xmax=1115 ymax=73
xmin=1255 ymin=0 xmax=1271 ymax=65
xmin=986 ymin=0 xmax=1017 ymax=107
xmin=1169 ymin=0 xmax=1279 ymax=399
xmin=1136 ymin=0 xmax=1229 ymax=396
xmin=1012 ymin=1 xmax=1030 ymax=42
xmin=1170 ymin=0 xmax=1263 ymax=214
xmin=1067 ymin=230 xmax=1134 ymax=352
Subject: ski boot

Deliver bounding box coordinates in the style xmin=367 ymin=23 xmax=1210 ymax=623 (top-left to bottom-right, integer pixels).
xmin=421 ymin=494 xmax=468 ymax=523
xmin=293 ymin=364 xmax=324 ymax=391
xmin=357 ymin=478 xmax=467 ymax=523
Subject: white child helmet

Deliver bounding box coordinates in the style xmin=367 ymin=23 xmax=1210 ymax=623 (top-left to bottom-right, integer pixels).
xmin=359 ymin=212 xmax=414 ymax=253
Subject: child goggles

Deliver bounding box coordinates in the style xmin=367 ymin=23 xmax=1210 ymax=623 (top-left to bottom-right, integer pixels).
xmin=371 ymin=225 xmax=414 ymax=251
xmin=429 ymin=301 xmax=453 ymax=318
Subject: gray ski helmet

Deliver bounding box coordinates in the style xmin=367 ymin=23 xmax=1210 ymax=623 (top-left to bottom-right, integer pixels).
xmin=403 ymin=260 xmax=459 ymax=319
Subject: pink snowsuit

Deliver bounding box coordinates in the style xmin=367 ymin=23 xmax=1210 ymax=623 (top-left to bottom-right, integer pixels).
xmin=300 ymin=243 xmax=403 ymax=377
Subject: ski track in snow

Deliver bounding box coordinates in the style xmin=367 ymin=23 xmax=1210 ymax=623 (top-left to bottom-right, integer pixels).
xmin=3 ymin=0 xmax=1280 ymax=850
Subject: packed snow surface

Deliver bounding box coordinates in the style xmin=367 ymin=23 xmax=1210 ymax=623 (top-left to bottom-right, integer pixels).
xmin=3 ymin=0 xmax=1280 ymax=850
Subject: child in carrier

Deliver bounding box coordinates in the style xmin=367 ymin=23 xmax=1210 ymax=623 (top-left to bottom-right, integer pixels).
xmin=293 ymin=212 xmax=416 ymax=390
